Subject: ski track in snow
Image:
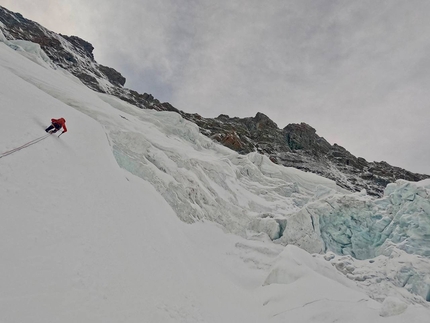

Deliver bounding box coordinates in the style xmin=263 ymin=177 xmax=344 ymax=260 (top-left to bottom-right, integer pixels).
xmin=0 ymin=36 xmax=429 ymax=322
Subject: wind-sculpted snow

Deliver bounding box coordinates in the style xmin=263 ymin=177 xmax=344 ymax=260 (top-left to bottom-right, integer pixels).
xmin=0 ymin=30 xmax=55 ymax=69
xmin=102 ymin=95 xmax=339 ymax=235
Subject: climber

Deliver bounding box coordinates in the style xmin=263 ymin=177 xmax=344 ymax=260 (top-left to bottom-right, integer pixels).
xmin=45 ymin=118 xmax=67 ymax=134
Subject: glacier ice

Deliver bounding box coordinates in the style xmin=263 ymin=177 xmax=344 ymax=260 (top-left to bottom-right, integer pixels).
xmin=264 ymin=179 xmax=429 ymax=262
xmin=99 ymin=97 xmax=341 ymax=236
xmin=270 ymin=179 xmax=430 ymax=303
xmin=0 ymin=30 xmax=55 ymax=69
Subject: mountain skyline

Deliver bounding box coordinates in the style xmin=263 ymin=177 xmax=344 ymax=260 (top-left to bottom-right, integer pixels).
xmin=2 ymin=0 xmax=429 ymax=175
xmin=1 ymin=4 xmax=427 ymax=198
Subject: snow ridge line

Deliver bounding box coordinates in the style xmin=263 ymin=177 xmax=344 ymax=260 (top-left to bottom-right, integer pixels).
xmin=0 ymin=133 xmax=50 ymax=159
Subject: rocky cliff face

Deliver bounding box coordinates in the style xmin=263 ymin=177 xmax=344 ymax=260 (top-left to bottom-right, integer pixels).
xmin=1 ymin=5 xmax=428 ymax=196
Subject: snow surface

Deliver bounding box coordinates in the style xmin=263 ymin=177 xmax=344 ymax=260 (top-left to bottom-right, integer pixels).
xmin=0 ymin=37 xmax=429 ymax=322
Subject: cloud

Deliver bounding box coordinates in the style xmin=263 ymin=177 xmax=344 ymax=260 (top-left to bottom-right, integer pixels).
xmin=67 ymin=0 xmax=202 ymax=97
xmin=166 ymin=0 xmax=430 ymax=174
xmin=0 ymin=0 xmax=81 ymax=35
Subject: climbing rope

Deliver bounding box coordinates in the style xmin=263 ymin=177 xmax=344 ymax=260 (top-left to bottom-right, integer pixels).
xmin=0 ymin=133 xmax=51 ymax=159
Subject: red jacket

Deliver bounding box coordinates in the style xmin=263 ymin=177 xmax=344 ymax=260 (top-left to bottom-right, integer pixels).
xmin=51 ymin=118 xmax=67 ymax=132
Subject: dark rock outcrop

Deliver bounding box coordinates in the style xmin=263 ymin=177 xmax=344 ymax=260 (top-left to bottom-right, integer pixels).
xmin=1 ymin=5 xmax=428 ymax=196
xmin=0 ymin=6 xmax=124 ymax=93
xmin=98 ymin=64 xmax=126 ymax=87
xmin=60 ymin=35 xmax=94 ymax=60
xmin=283 ymin=123 xmax=331 ymax=152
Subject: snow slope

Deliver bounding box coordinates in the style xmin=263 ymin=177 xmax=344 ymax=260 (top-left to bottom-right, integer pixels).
xmin=0 ymin=37 xmax=429 ymax=322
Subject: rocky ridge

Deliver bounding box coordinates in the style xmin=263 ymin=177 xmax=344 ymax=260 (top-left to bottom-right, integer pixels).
xmin=183 ymin=112 xmax=428 ymax=196
xmin=0 ymin=5 xmax=428 ymax=196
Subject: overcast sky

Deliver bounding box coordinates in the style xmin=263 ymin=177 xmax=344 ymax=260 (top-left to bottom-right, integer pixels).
xmin=2 ymin=0 xmax=430 ymax=174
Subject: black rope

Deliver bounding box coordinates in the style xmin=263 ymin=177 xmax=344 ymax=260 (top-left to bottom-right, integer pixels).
xmin=0 ymin=134 xmax=51 ymax=159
